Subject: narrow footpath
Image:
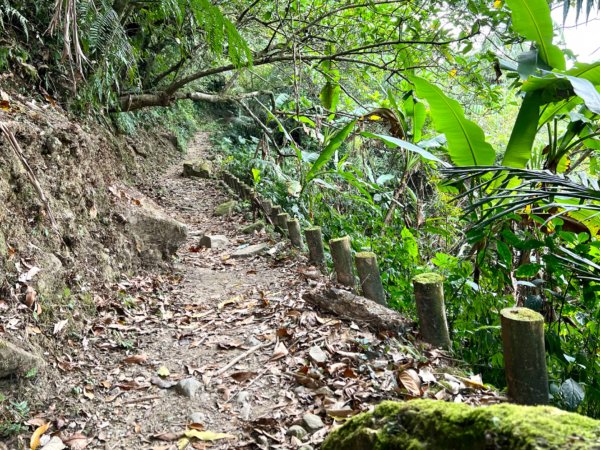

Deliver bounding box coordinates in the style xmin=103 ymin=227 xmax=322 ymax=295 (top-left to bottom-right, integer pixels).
xmin=36 ymin=133 xmax=496 ymax=450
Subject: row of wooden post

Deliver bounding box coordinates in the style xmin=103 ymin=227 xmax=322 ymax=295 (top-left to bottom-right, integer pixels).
xmin=221 ymin=170 xmax=550 ymax=406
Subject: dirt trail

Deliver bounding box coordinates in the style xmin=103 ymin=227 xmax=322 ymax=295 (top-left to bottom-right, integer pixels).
xmin=10 ymin=133 xmax=496 ymax=450
xmin=38 ymin=132 xmax=351 ymax=450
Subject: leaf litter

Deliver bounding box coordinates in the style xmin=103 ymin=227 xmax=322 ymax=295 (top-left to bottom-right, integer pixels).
xmin=6 ymin=134 xmax=505 ymax=450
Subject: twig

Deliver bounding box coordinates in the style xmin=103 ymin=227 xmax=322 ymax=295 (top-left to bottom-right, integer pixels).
xmin=0 ymin=122 xmax=60 ymax=236
xmin=214 ymin=341 xmax=272 ymax=377
xmin=123 ymin=395 xmax=161 ymax=405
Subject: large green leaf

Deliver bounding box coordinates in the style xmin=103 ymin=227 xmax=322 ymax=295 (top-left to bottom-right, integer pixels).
xmin=505 ymin=0 xmax=565 ymax=70
xmin=363 ymin=132 xmax=450 ymax=167
xmin=305 ymin=120 xmax=356 ymax=184
xmin=502 ymin=91 xmax=544 ymax=168
xmin=411 ymin=76 xmax=495 ymax=166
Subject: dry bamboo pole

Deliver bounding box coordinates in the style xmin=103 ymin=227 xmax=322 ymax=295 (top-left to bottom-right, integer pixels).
xmin=330 ymin=236 xmax=354 ymax=287
xmin=500 ymin=307 xmax=549 ymax=405
xmin=355 ymin=252 xmax=386 ymax=305
xmin=412 ymin=273 xmax=451 ymax=349
xmin=305 ymin=226 xmax=325 ymax=266
xmin=287 ymin=218 xmax=303 ymax=248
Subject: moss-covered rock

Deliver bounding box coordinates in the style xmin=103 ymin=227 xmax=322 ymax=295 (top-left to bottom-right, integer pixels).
xmin=241 ymin=220 xmax=265 ymax=234
xmin=214 ymin=200 xmax=237 ymax=217
xmin=182 ymin=158 xmax=212 ymax=178
xmin=322 ymin=400 xmax=600 ymax=450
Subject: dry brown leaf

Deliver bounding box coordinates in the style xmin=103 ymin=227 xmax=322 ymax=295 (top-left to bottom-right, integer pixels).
xmin=271 ymin=342 xmax=288 ymax=360
xmin=151 ymin=432 xmax=183 ymax=441
xmin=123 ymin=354 xmax=148 ymax=365
xmin=30 ymin=422 xmax=50 ymax=450
xmin=25 ymin=418 xmax=47 ymax=428
xmin=24 ymin=286 xmax=37 ymax=308
xmin=63 ymin=433 xmax=90 ymax=450
xmin=398 ymin=369 xmax=421 ymax=396
xmin=230 ymin=371 xmax=257 ymax=382
xmin=53 ymin=319 xmax=69 ymax=335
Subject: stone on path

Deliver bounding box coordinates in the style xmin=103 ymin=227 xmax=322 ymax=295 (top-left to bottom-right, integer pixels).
xmin=199 ymin=234 xmax=229 ymax=249
xmin=231 ymin=243 xmax=269 ymax=258
xmin=0 ymin=339 xmax=45 ymax=378
xmin=214 ymin=200 xmax=237 ymax=217
xmin=182 ymin=159 xmax=212 ymax=178
xmin=188 ymin=412 xmax=206 ymax=423
xmin=176 ymin=378 xmax=202 ymax=398
xmin=286 ymin=425 xmax=308 ymax=439
xmin=309 ymin=346 xmax=328 ymax=364
xmin=241 ymin=221 xmax=265 ymax=234
xmin=302 ymin=413 xmax=325 ymax=432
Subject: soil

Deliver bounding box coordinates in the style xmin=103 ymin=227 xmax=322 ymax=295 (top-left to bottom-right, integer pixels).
xmin=1 ymin=128 xmax=503 ymax=450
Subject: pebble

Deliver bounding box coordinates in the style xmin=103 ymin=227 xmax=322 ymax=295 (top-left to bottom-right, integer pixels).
xmin=231 ymin=243 xmax=269 ymax=258
xmin=199 ymin=234 xmax=229 ymax=249
xmin=188 ymin=412 xmax=206 ymax=423
xmin=176 ymin=377 xmax=202 ymax=398
xmin=302 ymin=413 xmax=325 ymax=431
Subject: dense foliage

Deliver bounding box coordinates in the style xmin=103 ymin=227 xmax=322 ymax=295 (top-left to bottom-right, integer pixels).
xmin=2 ymin=0 xmax=600 ymax=417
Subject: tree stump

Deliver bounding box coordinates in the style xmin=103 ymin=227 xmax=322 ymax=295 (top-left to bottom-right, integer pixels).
xmin=500 ymin=307 xmax=549 ymax=405
xmin=305 ymin=226 xmax=325 ymax=266
xmin=330 ymin=236 xmax=355 ymax=287
xmin=287 ymin=218 xmax=303 ymax=248
xmin=270 ymin=205 xmax=281 ymax=226
xmin=412 ymin=273 xmax=451 ymax=349
xmin=261 ymin=199 xmax=273 ymax=216
xmin=355 ymin=252 xmax=386 ymax=305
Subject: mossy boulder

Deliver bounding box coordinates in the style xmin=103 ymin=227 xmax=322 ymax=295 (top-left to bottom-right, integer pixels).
xmin=183 ymin=159 xmax=212 ymax=178
xmin=322 ymin=400 xmax=600 ymax=450
xmin=214 ymin=200 xmax=237 ymax=217
xmin=241 ymin=220 xmax=265 ymax=234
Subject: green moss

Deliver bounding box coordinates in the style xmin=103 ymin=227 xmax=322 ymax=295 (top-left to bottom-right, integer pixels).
xmin=214 ymin=200 xmax=237 ymax=217
xmin=412 ymin=272 xmax=444 ymax=284
xmin=322 ymin=400 xmax=600 ymax=450
xmin=355 ymin=251 xmax=376 ymax=259
xmin=501 ymin=307 xmax=544 ymax=322
xmin=330 ymin=236 xmax=350 ymax=243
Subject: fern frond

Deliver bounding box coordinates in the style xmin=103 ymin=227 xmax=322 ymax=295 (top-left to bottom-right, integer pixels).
xmin=0 ymin=0 xmax=29 ymax=41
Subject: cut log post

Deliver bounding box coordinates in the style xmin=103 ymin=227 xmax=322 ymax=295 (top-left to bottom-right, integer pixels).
xmin=277 ymin=213 xmax=290 ymax=235
xmin=412 ymin=273 xmax=451 ymax=349
xmin=242 ymin=183 xmax=252 ymax=200
xmin=330 ymin=236 xmax=355 ymax=287
xmin=305 ymin=226 xmax=325 ymax=266
xmin=287 ymin=218 xmax=303 ymax=248
xmin=355 ymin=252 xmax=386 ymax=305
xmin=500 ymin=307 xmax=549 ymax=405
xmin=270 ymin=205 xmax=281 ymax=226
xmin=261 ymin=199 xmax=273 ymax=217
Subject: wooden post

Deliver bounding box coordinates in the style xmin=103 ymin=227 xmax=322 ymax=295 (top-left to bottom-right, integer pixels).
xmin=270 ymin=205 xmax=281 ymax=226
xmin=261 ymin=199 xmax=273 ymax=217
xmin=330 ymin=236 xmax=354 ymax=287
xmin=500 ymin=307 xmax=549 ymax=405
xmin=277 ymin=213 xmax=289 ymax=235
xmin=355 ymin=252 xmax=386 ymax=305
xmin=305 ymin=226 xmax=325 ymax=266
xmin=412 ymin=273 xmax=451 ymax=349
xmin=287 ymin=218 xmax=303 ymax=248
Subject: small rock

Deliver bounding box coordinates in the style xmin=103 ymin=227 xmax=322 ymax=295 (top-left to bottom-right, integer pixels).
xmin=286 ymin=425 xmax=308 ymax=439
xmin=214 ymin=200 xmax=237 ymax=217
xmin=303 ymin=413 xmax=325 ymax=432
xmin=188 ymin=412 xmax=206 ymax=423
xmin=309 ymin=346 xmax=328 ymax=364
xmin=299 ymin=446 xmax=314 ymax=450
xmin=176 ymin=378 xmax=202 ymax=398
xmin=240 ymin=221 xmax=265 ymax=234
xmin=199 ymin=234 xmax=229 ymax=249
xmin=237 ymin=391 xmax=251 ymax=403
xmin=315 ymin=386 xmax=335 ymax=396
xmin=231 ymin=243 xmax=269 ymax=258
xmin=183 ymin=159 xmax=212 ymax=178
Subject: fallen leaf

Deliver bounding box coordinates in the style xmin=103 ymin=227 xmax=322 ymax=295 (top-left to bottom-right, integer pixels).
xmin=40 ymin=436 xmax=65 ymax=450
xmin=398 ymin=369 xmax=421 ymax=396
xmin=53 ymin=319 xmax=69 ymax=335
xmin=30 ymin=422 xmax=50 ymax=450
xmin=177 ymin=437 xmax=190 ymax=450
xmin=271 ymin=342 xmax=288 ymax=360
xmin=25 ymin=418 xmax=47 ymax=427
xmin=184 ymin=430 xmax=235 ymax=441
xmin=157 ymin=366 xmax=170 ymax=377
xmin=24 ymin=286 xmax=37 ymax=308
xmin=217 ymin=295 xmax=242 ymax=310
xmin=230 ymin=371 xmax=257 ymax=382
xmin=150 ymin=432 xmax=183 ymax=441
xmin=123 ymin=354 xmax=148 ymax=365
xmin=19 ymin=266 xmax=41 ymax=282
xmin=63 ymin=433 xmax=90 ymax=450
